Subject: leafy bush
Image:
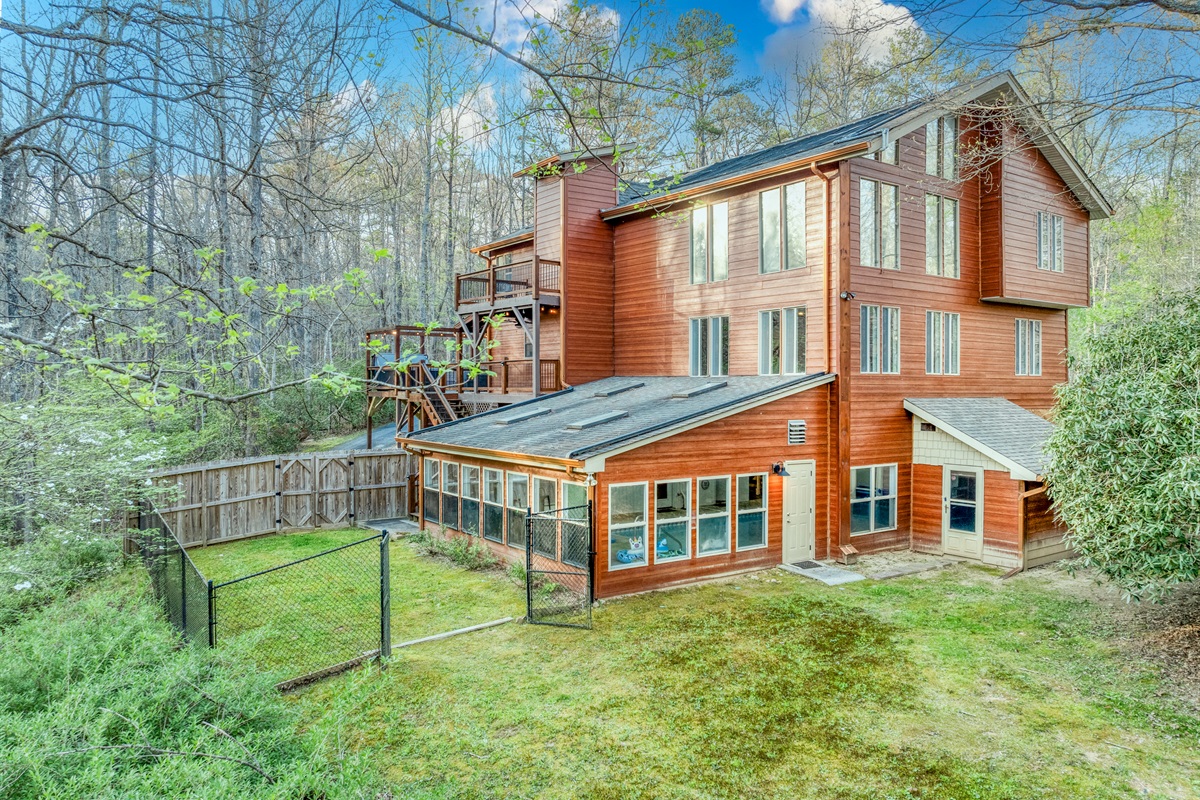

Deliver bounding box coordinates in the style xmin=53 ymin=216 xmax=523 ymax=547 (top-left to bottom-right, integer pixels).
xmin=408 ymin=528 xmax=499 ymax=571
xmin=0 ymin=569 xmax=380 ymax=799
xmin=1046 ymin=290 xmax=1200 ymax=600
xmin=0 ymin=531 xmax=123 ymax=628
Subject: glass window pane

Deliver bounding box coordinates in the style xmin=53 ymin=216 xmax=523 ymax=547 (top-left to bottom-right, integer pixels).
xmin=875 ymin=465 xmax=894 ymax=498
xmin=1032 ymin=322 xmax=1041 ymax=375
xmin=948 ymin=470 xmax=976 ymax=501
xmin=853 ymin=467 xmax=872 ymax=499
xmin=942 ymin=116 xmax=957 ymax=179
xmin=699 ymin=318 xmax=710 ymax=377
xmin=610 ymin=483 xmax=647 ymax=568
xmin=656 ymin=521 xmax=689 ymax=560
xmin=860 ymin=179 xmax=877 ymax=267
xmin=943 ymin=198 xmax=958 ymax=278
xmin=534 ymin=477 xmax=556 ymax=513
xmin=484 ymin=504 xmax=503 ymax=541
xmin=874 ymin=497 xmax=895 ymax=530
xmin=949 ymin=503 xmax=976 ymax=533
xmin=770 ymin=311 xmax=781 ymax=375
xmin=785 ymin=183 xmax=806 ymax=270
xmin=609 ymin=484 xmax=645 ymax=525
xmin=691 ymin=207 xmax=708 ymax=284
xmin=716 ymin=317 xmax=729 ymax=377
xmin=925 ymin=120 xmax=939 ymax=175
xmin=697 ymin=477 xmax=729 ymax=516
xmin=563 ymin=482 xmax=587 ymax=516
xmin=737 ymin=511 xmax=766 ymax=549
xmin=760 ymin=188 xmax=781 ymax=273
xmin=697 ymin=516 xmax=729 ymax=554
xmin=507 ymin=473 xmax=528 ymax=510
xmin=947 ymin=314 xmax=959 ymax=374
xmin=712 ymin=203 xmax=729 ymax=281
xmin=444 ymin=463 xmax=459 ymax=495
xmin=690 ymin=319 xmax=702 ymax=376
xmin=738 ymin=474 xmax=765 ymax=511
xmin=1053 ymin=216 xmax=1064 ymax=272
xmin=926 ymin=311 xmax=940 ymax=375
xmin=882 ymin=307 xmax=900 ymax=374
xmin=425 ymin=458 xmax=439 ymax=490
xmin=655 ymin=480 xmax=689 ymax=520
xmin=463 ymin=466 xmax=480 ymax=500
xmin=850 ymin=500 xmax=871 ymax=533
xmin=925 ymin=195 xmax=940 ymax=275
xmin=785 ymin=306 xmax=807 ymax=374
xmin=881 ymin=184 xmax=898 ymax=270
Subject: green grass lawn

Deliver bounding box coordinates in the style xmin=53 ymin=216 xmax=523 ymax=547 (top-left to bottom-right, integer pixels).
xmin=189 ymin=528 xmax=525 ymax=676
xmin=192 ymin=532 xmax=1200 ymax=799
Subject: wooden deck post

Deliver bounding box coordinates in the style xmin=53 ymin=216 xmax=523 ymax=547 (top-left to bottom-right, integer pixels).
xmin=531 ymin=299 xmax=541 ymax=396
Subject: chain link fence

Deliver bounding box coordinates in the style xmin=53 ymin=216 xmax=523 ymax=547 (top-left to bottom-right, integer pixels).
xmin=127 ymin=501 xmax=391 ymax=687
xmin=526 ymin=504 xmax=593 ymax=629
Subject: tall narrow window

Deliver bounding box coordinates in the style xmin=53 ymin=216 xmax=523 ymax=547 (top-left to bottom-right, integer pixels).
xmin=506 ymin=472 xmax=528 ymax=548
xmin=1015 ymin=319 xmax=1042 ymax=376
xmin=655 ymin=479 xmax=690 ymax=562
xmin=442 ymin=462 xmax=460 ymax=530
xmin=561 ymin=482 xmax=588 ymax=567
xmin=860 ymin=179 xmax=900 ymax=269
xmin=696 ymin=477 xmax=731 ymax=556
xmin=925 ymin=194 xmax=959 ymax=278
xmin=531 ymin=477 xmax=558 ymax=558
xmin=1037 ymin=212 xmax=1064 ymax=272
xmin=925 ymin=115 xmax=957 ymax=179
xmin=483 ymin=468 xmax=503 ymax=542
xmin=609 ymin=483 xmax=647 ymax=569
xmin=925 ymin=311 xmax=960 ymax=375
xmin=760 ymin=182 xmax=807 ymax=273
xmin=758 ymin=310 xmax=781 ymax=375
xmin=736 ymin=474 xmax=767 ymax=550
xmin=689 ymin=316 xmax=729 ymax=377
xmin=691 ymin=202 xmax=729 ymax=284
xmin=860 ymin=305 xmax=900 ymax=374
xmin=424 ymin=458 xmax=440 ymax=525
xmin=782 ymin=306 xmax=807 ymax=375
xmin=851 ymin=465 xmax=897 ymax=534
xmin=461 ymin=465 xmax=480 ymax=536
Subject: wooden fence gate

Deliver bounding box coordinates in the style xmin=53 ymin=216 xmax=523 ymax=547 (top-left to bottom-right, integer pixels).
xmin=147 ymin=451 xmax=416 ymax=548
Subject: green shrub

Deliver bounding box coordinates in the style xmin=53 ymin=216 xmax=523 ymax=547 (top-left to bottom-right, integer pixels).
xmin=0 ymin=531 xmax=123 ymax=629
xmin=407 ymin=528 xmax=499 ymax=571
xmin=0 ymin=569 xmax=380 ymax=799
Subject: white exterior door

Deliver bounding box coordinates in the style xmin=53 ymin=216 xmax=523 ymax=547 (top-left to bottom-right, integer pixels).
xmin=782 ymin=460 xmax=816 ymax=563
xmin=942 ymin=465 xmax=983 ymax=559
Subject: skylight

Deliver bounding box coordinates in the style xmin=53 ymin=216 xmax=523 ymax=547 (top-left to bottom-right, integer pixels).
xmin=565 ymin=410 xmax=629 ymax=430
xmin=671 ymin=381 xmax=727 ymax=399
xmin=592 ymin=382 xmax=644 ymax=398
xmin=494 ymin=408 xmax=552 ymax=426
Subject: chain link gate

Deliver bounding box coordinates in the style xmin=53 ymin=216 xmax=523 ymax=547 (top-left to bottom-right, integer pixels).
xmin=526 ymin=503 xmax=593 ymax=629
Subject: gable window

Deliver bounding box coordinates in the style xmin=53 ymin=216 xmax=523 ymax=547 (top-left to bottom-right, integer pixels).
xmin=1037 ymin=212 xmax=1064 ymax=272
xmin=925 ymin=115 xmax=957 ymax=179
xmin=561 ymin=482 xmax=588 ymax=567
xmin=851 ymin=465 xmax=897 ymax=534
xmin=506 ymin=472 xmax=528 ymax=548
xmin=760 ymin=182 xmax=807 ymax=273
xmin=925 ymin=311 xmax=960 ymax=375
xmin=860 ymin=179 xmax=900 ymax=270
xmin=655 ymin=479 xmax=690 ymax=562
xmin=736 ymin=474 xmax=767 ymax=550
xmin=423 ymin=458 xmax=440 ymax=525
xmin=860 ymin=304 xmax=900 ymax=375
xmin=696 ymin=476 xmax=731 ymax=556
xmin=1015 ymin=319 xmax=1042 ymax=376
xmin=925 ymin=194 xmax=959 ymax=278
xmin=609 ymin=483 xmax=648 ymax=569
xmin=691 ymin=202 xmax=729 ymax=284
xmin=461 ymin=465 xmax=480 ymax=536
xmin=483 ymin=468 xmax=504 ymax=542
xmin=759 ymin=306 xmax=807 ymax=375
xmin=442 ymin=462 xmax=460 ymax=530
xmin=689 ymin=316 xmax=729 ymax=377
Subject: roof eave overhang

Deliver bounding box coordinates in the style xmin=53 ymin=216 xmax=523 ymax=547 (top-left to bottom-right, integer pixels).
xmin=397 ymin=437 xmax=585 ymax=473
xmin=599 ymin=142 xmax=870 ymax=221
xmin=578 ymin=373 xmax=837 ymax=472
xmin=469 ymin=229 xmax=534 ymax=255
xmin=513 ymin=145 xmax=621 ymax=178
xmin=903 ymin=400 xmax=1042 ymax=481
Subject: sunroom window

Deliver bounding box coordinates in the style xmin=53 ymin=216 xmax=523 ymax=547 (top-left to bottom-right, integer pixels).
xmin=737 ymin=474 xmax=767 ymax=549
xmin=483 ymin=468 xmax=504 ymax=542
xmin=697 ymin=477 xmax=731 ymax=555
xmin=851 ymin=465 xmax=897 ymax=535
xmin=561 ymin=482 xmax=588 ymax=567
xmin=424 ymin=458 xmax=440 ymax=524
xmin=655 ymin=479 xmax=690 ymax=562
xmin=461 ymin=465 xmax=480 ymax=535
xmin=532 ymin=477 xmax=558 ymax=558
xmin=506 ymin=472 xmax=528 ymax=548
xmin=609 ymin=483 xmax=647 ymax=569
xmin=442 ymin=462 xmax=459 ymax=530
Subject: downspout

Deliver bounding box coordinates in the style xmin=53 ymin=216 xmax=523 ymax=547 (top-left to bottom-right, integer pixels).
xmin=808 ymin=164 xmax=834 ymax=372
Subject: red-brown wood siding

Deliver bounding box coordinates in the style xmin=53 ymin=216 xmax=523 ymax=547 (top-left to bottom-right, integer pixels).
xmin=909 ymin=464 xmax=1022 ymax=565
xmin=610 ymin=174 xmax=832 ymax=376
xmin=910 ymin=463 xmax=942 ymax=553
xmin=534 ymin=177 xmax=562 ymax=262
xmin=489 ymin=310 xmax=562 ymax=363
xmin=594 ymin=386 xmax=832 ymax=599
xmin=562 ymin=160 xmax=617 ymax=384
xmin=1024 ymin=488 xmax=1065 ymax=544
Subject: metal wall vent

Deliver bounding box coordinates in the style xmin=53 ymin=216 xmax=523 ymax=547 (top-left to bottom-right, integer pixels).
xmin=787 ymin=420 xmax=807 ymax=445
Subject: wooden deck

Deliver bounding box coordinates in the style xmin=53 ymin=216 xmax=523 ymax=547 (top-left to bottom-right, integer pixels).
xmin=455 ymin=256 xmax=561 ymax=313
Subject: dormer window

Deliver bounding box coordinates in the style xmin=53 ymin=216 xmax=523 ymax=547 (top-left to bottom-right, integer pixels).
xmin=925 ymin=115 xmax=958 ymax=180
xmin=690 ymin=202 xmax=729 ymax=284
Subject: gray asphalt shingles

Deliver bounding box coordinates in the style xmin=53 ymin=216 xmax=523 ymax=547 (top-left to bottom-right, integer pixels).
xmin=905 ymin=397 xmax=1055 ymax=475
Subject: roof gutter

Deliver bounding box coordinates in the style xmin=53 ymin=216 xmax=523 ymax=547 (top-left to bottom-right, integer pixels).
xmin=397 ymin=437 xmax=584 ymax=473
xmin=469 ymin=229 xmax=534 ymax=255
xmin=600 ymin=141 xmax=872 ymax=221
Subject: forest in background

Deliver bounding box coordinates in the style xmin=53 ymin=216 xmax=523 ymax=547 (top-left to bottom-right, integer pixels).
xmin=1 ymin=0 xmax=1198 ymax=543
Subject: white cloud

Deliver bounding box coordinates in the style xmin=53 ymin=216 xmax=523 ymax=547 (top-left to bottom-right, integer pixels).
xmin=760 ymin=0 xmax=920 ymax=67
xmin=476 ymin=0 xmax=571 ymax=49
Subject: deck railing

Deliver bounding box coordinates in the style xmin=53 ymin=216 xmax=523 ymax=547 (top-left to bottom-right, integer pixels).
xmin=468 ymin=359 xmax=561 ymax=395
xmin=455 ymin=256 xmax=561 ymax=308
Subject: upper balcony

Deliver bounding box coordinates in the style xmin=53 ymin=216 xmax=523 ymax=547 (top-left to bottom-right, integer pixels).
xmin=455 ymin=256 xmax=561 ymax=314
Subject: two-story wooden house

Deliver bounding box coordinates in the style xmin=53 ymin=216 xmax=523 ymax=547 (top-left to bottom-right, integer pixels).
xmin=388 ymin=72 xmax=1111 ymax=599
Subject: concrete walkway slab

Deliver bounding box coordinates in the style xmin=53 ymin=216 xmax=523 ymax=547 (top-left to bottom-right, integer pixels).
xmin=780 ymin=562 xmax=866 ymax=586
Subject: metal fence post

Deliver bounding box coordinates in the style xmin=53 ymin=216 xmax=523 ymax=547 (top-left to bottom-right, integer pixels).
xmin=587 ymin=500 xmax=595 ymax=605
xmin=525 ymin=508 xmax=533 ymax=622
xmin=180 ymin=545 xmax=187 ymax=633
xmin=207 ymin=579 xmax=216 ymax=647
xmin=380 ymin=530 xmax=391 ymax=659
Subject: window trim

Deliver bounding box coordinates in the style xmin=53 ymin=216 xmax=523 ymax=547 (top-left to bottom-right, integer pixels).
xmin=1015 ymin=318 xmax=1042 ymax=377
xmin=654 ymin=478 xmax=692 ymax=564
xmin=689 ymin=316 xmax=729 ymax=377
xmin=925 ymin=310 xmax=961 ymax=376
xmin=859 ymin=304 xmax=901 ymax=375
xmin=608 ymin=481 xmax=649 ymax=571
xmin=695 ymin=475 xmax=732 ymax=558
xmin=735 ymin=472 xmax=769 ymax=552
xmin=850 ymin=463 xmax=899 ymax=536
xmin=690 ymin=201 xmax=729 ymax=284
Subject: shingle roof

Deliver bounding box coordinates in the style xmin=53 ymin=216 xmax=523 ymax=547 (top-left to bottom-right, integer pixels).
xmin=406 ymin=374 xmax=832 ymax=462
xmin=614 ymin=100 xmax=926 ymax=209
xmin=904 ymin=397 xmax=1055 ymax=478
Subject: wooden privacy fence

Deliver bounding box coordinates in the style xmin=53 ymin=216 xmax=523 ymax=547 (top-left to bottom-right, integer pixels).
xmin=147 ymin=451 xmax=416 ymax=548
